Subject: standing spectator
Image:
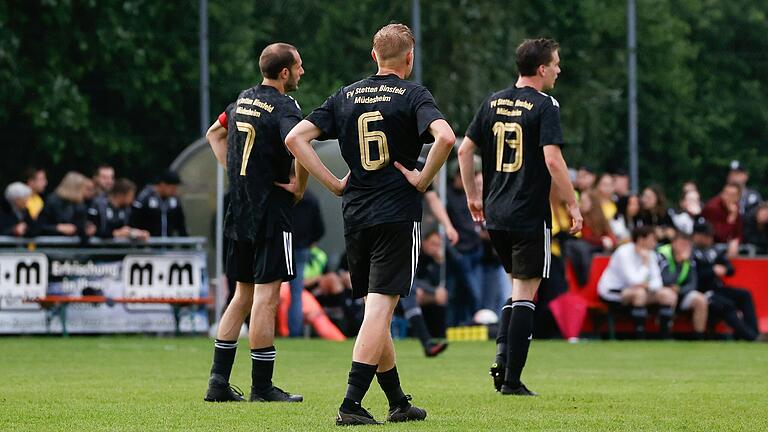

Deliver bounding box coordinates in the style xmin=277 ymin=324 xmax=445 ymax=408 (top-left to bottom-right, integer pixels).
xmin=37 ymin=172 xmax=95 ymax=238
xmin=82 ymin=178 xmax=96 ymax=207
xmin=743 ymin=202 xmax=768 ymax=255
xmin=446 ymin=171 xmax=483 ymax=325
xmin=597 ymin=226 xmax=677 ymax=338
xmin=692 ymin=221 xmax=761 ymax=341
xmin=612 ymin=169 xmax=630 ymax=202
xmin=475 ymin=171 xmax=511 ymax=315
xmin=701 ymin=182 xmax=742 ymax=257
xmin=594 ymin=173 xmax=617 ymax=220
xmin=130 ymin=170 xmax=188 ymax=237
xmin=288 ymin=189 xmax=325 ymax=337
xmin=92 ymin=164 xmax=115 ymax=198
xmin=727 ymin=160 xmax=762 ymax=215
xmin=670 ymin=189 xmax=702 ymax=235
xmin=87 ymin=178 xmax=148 ymax=240
xmin=657 ymin=232 xmax=708 ymax=339
xmin=1 ymin=182 xmax=35 ymax=237
xmin=638 ymin=185 xmax=675 ymax=242
xmin=23 ymin=167 xmax=47 ymax=220
xmin=574 ymin=166 xmax=596 ymax=194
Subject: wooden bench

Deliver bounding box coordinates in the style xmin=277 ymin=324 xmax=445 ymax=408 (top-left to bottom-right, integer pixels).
xmin=27 ymin=295 xmax=212 ymax=336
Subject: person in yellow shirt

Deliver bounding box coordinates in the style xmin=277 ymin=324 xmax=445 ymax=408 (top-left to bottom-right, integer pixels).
xmin=23 ymin=167 xmax=47 ymax=220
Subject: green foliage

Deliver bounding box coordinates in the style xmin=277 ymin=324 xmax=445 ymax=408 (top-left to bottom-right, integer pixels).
xmin=1 ymin=1 xmax=766 ymax=198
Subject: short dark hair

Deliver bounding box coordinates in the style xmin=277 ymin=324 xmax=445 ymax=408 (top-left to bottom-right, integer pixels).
xmin=259 ymin=43 xmax=298 ymax=79
xmin=672 ymin=230 xmax=691 ymax=242
xmin=109 ymin=178 xmax=135 ymax=196
xmin=516 ymin=38 xmax=560 ymax=77
xmin=631 ymin=225 xmax=656 ymax=242
xmin=93 ymin=163 xmax=113 ymax=177
xmin=22 ymin=167 xmax=44 ymax=182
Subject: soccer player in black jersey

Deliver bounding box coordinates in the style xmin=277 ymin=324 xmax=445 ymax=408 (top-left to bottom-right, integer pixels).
xmin=286 ymin=24 xmax=455 ymax=426
xmin=203 ymin=42 xmax=307 ymax=403
xmin=458 ymin=38 xmax=583 ymax=396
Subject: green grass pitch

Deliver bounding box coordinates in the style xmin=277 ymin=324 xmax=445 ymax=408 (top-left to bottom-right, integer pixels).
xmin=2 ymin=337 xmax=767 ymax=431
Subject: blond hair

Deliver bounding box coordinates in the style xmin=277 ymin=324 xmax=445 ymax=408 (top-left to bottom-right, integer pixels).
xmin=55 ymin=171 xmax=87 ymax=204
xmin=372 ymin=23 xmax=414 ymax=62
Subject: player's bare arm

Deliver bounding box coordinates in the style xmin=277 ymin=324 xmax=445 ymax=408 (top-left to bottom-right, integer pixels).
xmin=275 ymin=161 xmax=310 ymax=202
xmin=285 ymin=120 xmax=349 ymax=196
xmin=206 ymin=120 xmax=227 ymax=168
xmin=543 ymin=144 xmax=582 ymax=234
xmin=425 ymin=190 xmax=460 ymax=245
xmin=394 ymin=119 xmax=455 ymax=192
xmin=457 ymin=136 xmax=484 ymax=223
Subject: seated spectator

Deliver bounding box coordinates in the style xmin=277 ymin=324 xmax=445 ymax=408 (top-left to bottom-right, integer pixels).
xmin=692 ymin=221 xmax=762 ymax=341
xmin=87 ymin=178 xmax=149 ymax=240
xmin=727 ymin=160 xmax=762 ymax=215
xmin=701 ymin=182 xmax=742 ymax=257
xmin=612 ymin=169 xmax=630 ymax=202
xmin=1 ymin=182 xmax=35 ymax=237
xmin=575 ymin=165 xmax=596 ymax=194
xmin=743 ymin=202 xmax=768 ymax=255
xmin=670 ymin=189 xmax=702 ymax=235
xmin=657 ymin=231 xmax=708 ymax=339
xmin=37 ymin=171 xmax=96 ymax=237
xmin=597 ymin=226 xmax=677 ymax=338
xmin=130 ymin=170 xmax=188 ymax=237
xmin=92 ymin=164 xmax=115 ymax=198
xmin=681 ymin=180 xmax=698 ymax=195
xmin=638 ymin=185 xmax=675 ymax=242
xmin=580 ymin=190 xmax=617 ymax=252
xmin=23 ymin=167 xmax=47 ymax=220
xmin=611 ymin=194 xmax=640 ymax=244
xmin=595 ymin=173 xmax=617 ymax=220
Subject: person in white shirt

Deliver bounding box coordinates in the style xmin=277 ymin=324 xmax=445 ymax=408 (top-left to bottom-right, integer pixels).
xmin=598 ymin=225 xmax=678 ymax=338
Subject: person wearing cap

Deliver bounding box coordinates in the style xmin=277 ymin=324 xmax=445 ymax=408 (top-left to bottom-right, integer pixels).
xmin=1 ymin=182 xmax=36 ymax=237
xmin=702 ymin=182 xmax=742 ymax=257
xmin=691 ymin=221 xmax=761 ymax=341
xmin=129 ymin=170 xmax=188 ymax=237
xmin=727 ymin=160 xmax=762 ymax=215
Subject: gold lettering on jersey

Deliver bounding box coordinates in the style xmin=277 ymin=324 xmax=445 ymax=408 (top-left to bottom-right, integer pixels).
xmin=346 ymin=85 xmax=407 ymax=99
xmin=489 ymin=98 xmax=533 ymax=111
xmin=354 ymin=95 xmax=392 ymax=104
xmin=495 ymin=108 xmax=522 ymax=117
xmin=514 ymin=99 xmax=533 ymax=110
xmin=236 ymin=97 xmax=274 ymax=113
xmin=237 ymin=97 xmax=253 ymax=105
xmin=236 ymin=106 xmax=262 ymax=117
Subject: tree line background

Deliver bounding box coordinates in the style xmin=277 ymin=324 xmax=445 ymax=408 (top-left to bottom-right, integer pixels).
xmin=2 ymin=0 xmax=767 ymax=200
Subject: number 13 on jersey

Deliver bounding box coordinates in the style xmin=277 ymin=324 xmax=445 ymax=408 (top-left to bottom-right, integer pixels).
xmin=493 ymin=121 xmax=523 ymax=173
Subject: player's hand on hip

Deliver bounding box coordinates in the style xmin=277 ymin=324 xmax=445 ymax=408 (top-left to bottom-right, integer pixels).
xmin=274 ymin=177 xmax=303 ymax=202
xmin=332 ymin=171 xmax=350 ymax=197
xmin=467 ymin=199 xmax=484 ymax=223
xmin=394 ymin=161 xmax=426 ymax=192
xmin=567 ymin=202 xmax=583 ymax=234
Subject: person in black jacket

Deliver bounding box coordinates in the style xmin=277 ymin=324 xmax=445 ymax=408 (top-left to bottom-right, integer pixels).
xmin=129 ymin=170 xmax=188 ymax=237
xmin=37 ymin=172 xmax=96 ymax=238
xmin=88 ymin=178 xmax=149 ymax=240
xmin=743 ymin=202 xmax=768 ymax=255
xmin=692 ymin=221 xmax=762 ymax=341
xmin=1 ymin=182 xmax=35 ymax=237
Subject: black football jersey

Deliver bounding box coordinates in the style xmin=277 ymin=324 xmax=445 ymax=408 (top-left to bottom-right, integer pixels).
xmin=305 ymin=74 xmax=444 ymax=234
xmin=224 ymin=84 xmax=303 ymax=241
xmin=465 ymin=86 xmax=565 ymax=232
xmin=87 ymin=196 xmax=130 ymax=238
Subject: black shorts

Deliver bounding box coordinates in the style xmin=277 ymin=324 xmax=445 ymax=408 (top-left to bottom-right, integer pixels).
xmin=488 ymin=224 xmax=551 ymax=279
xmin=345 ymin=221 xmax=421 ymax=299
xmin=225 ymin=231 xmax=296 ymax=284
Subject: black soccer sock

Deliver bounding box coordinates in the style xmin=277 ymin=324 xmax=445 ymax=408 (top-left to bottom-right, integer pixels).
xmin=495 ymin=298 xmax=514 ymax=365
xmin=631 ymin=307 xmax=647 ymax=338
xmin=250 ymin=346 xmax=276 ymax=393
xmin=210 ymin=339 xmax=237 ymax=382
xmin=504 ymin=300 xmax=535 ymax=388
xmin=376 ymin=366 xmax=407 ymax=408
xmin=658 ymin=306 xmax=674 ymax=339
xmin=407 ymin=312 xmax=432 ymax=349
xmin=341 ymin=361 xmax=378 ymax=410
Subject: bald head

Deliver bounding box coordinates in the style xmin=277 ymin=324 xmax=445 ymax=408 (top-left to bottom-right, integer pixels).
xmin=259 ymin=43 xmax=298 ymax=79
xmin=372 ymin=23 xmax=415 ymax=64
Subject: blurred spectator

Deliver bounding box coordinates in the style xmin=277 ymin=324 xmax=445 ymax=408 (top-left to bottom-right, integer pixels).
xmin=670 ymin=189 xmax=702 ymax=235
xmin=611 ymin=194 xmax=640 ymax=244
xmin=657 ymin=232 xmax=708 ymax=339
xmin=638 ymin=185 xmax=675 ymax=242
xmin=423 ymin=187 xmax=459 ymax=246
xmin=334 ymin=253 xmax=365 ymax=336
xmin=23 ymin=167 xmax=47 ymax=220
xmin=82 ymin=178 xmax=96 ymax=207
xmin=37 ymin=171 xmax=96 ymax=237
xmin=595 ymin=173 xmax=617 ymax=220
xmin=612 ymin=169 xmax=630 ymax=201
xmin=1 ymin=182 xmax=35 ymax=237
xmin=446 ymin=171 xmax=483 ymax=325
xmin=743 ymin=202 xmax=768 ymax=255
xmin=681 ymin=180 xmax=698 ymax=195
xmin=92 ymin=164 xmax=115 ymax=197
xmin=575 ymin=166 xmax=596 ymax=193
xmin=692 ymin=221 xmax=761 ymax=341
xmin=87 ymin=178 xmax=149 ymax=240
xmin=726 ymin=160 xmax=762 ymax=215
xmin=289 ymin=189 xmax=325 ymax=337
xmin=597 ymin=226 xmax=677 ymax=339
xmin=580 ymin=190 xmax=617 ymax=252
xmin=130 ymin=170 xmax=187 ymax=237
xmin=701 ymin=182 xmax=742 ymax=256
xmin=475 ymin=171 xmax=511 ymax=315
xmin=536 ymin=196 xmax=572 ymax=338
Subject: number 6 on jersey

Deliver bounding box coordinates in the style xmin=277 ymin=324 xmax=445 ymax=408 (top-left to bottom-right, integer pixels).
xmin=357 ymin=111 xmax=389 ymax=171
